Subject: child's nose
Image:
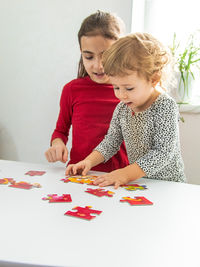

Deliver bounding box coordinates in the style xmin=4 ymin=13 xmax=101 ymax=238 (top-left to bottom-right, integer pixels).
xmin=119 ymin=90 xmax=128 ymax=100
xmin=94 ymin=58 xmax=103 ymax=70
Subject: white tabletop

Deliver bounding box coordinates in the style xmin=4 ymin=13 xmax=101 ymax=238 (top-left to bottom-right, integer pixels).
xmin=0 ymin=160 xmax=200 ymax=267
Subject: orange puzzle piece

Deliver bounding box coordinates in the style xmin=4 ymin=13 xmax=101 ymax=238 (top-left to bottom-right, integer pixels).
xmin=61 ymin=175 xmax=98 ymax=185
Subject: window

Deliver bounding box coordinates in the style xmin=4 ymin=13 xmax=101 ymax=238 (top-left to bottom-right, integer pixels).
xmin=132 ymin=0 xmax=200 ymax=111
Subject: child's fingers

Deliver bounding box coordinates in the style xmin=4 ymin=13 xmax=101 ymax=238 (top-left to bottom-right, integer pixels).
xmin=45 ymin=151 xmax=52 ymax=162
xmin=114 ymin=181 xmax=120 ymax=189
xmin=56 ymin=148 xmax=64 ymax=162
xmin=45 ymin=149 xmax=55 ymax=162
xmin=72 ymin=165 xmax=78 ymax=175
xmin=66 ymin=161 xmax=90 ymax=176
xmin=81 ymin=166 xmax=90 ymax=176
xmin=98 ymin=180 xmax=112 ymax=187
xmin=50 ymin=150 xmax=57 ymax=162
xmin=72 ymin=163 xmax=85 ymax=175
xmin=93 ymin=176 xmax=105 ymax=185
xmin=94 ymin=175 xmax=111 ymax=187
xmin=65 ymin=164 xmax=75 ymax=175
xmin=62 ymin=149 xmax=68 ymax=163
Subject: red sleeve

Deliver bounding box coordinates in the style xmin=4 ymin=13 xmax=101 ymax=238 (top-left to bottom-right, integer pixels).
xmin=51 ymin=83 xmax=73 ymax=145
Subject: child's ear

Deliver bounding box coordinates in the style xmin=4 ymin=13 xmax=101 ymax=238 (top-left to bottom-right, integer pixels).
xmin=151 ymin=71 xmax=161 ymax=87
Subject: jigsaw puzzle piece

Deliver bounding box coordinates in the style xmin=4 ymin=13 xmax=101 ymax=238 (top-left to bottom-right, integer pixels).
xmin=65 ymin=206 xmax=102 ymax=220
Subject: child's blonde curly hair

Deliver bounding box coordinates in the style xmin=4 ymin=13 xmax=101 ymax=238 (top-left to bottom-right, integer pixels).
xmin=103 ymin=32 xmax=171 ymax=86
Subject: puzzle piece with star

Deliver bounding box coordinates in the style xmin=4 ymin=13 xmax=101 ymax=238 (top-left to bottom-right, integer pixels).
xmin=65 ymin=206 xmax=102 ymax=220
xmin=120 ymin=196 xmax=153 ymax=206
xmin=42 ymin=194 xmax=72 ymax=203
xmin=25 ymin=170 xmax=46 ymax=176
xmin=61 ymin=175 xmax=98 ymax=185
xmin=85 ymin=188 xmax=115 ymax=197
xmin=121 ymin=184 xmax=147 ymax=191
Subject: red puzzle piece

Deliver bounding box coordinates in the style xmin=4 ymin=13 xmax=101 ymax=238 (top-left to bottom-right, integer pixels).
xmin=42 ymin=194 xmax=72 ymax=203
xmin=120 ymin=196 xmax=153 ymax=206
xmin=9 ymin=181 xmax=33 ymax=189
xmin=85 ymin=188 xmax=114 ymax=197
xmin=0 ymin=178 xmax=14 ymax=184
xmin=9 ymin=181 xmax=41 ymax=190
xmin=25 ymin=171 xmax=46 ymax=176
xmin=65 ymin=206 xmax=102 ymax=220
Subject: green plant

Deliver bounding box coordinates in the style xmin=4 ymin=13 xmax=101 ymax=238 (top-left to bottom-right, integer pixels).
xmin=170 ymin=31 xmax=200 ymax=104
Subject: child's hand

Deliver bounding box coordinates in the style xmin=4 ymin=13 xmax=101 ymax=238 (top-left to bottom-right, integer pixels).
xmin=45 ymin=138 xmax=68 ymax=163
xmin=93 ymin=169 xmax=130 ymax=189
xmin=65 ymin=160 xmax=92 ymax=176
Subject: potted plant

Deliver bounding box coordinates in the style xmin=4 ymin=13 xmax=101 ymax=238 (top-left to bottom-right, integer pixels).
xmin=170 ymin=31 xmax=200 ymax=104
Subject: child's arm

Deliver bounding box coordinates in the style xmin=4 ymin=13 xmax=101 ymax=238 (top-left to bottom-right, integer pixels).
xmin=93 ymin=102 xmax=124 ymax=163
xmin=50 ymin=83 xmax=73 ymax=146
xmin=93 ymin=162 xmax=146 ymax=189
xmin=65 ymin=150 xmax=105 ymax=176
xmin=45 ymin=83 xmax=73 ymax=163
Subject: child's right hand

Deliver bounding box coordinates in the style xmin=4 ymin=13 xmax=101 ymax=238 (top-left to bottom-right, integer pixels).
xmin=65 ymin=160 xmax=92 ymax=176
xmin=45 ymin=138 xmax=68 ymax=163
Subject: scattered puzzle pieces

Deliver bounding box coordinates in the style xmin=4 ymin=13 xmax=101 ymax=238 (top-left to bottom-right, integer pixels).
xmin=42 ymin=194 xmax=72 ymax=203
xmin=120 ymin=196 xmax=153 ymax=206
xmin=85 ymin=188 xmax=114 ymax=197
xmin=65 ymin=206 xmax=102 ymax=220
xmin=121 ymin=184 xmax=147 ymax=191
xmin=25 ymin=171 xmax=46 ymax=176
xmin=61 ymin=175 xmax=98 ymax=185
xmin=9 ymin=181 xmax=41 ymax=190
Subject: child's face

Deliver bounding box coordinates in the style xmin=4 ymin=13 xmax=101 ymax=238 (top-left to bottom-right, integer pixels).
xmin=80 ymin=35 xmax=115 ymax=84
xmin=109 ymin=71 xmax=157 ymax=112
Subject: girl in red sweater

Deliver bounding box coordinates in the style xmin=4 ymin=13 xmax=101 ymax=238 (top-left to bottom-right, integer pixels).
xmin=45 ymin=10 xmax=129 ymax=172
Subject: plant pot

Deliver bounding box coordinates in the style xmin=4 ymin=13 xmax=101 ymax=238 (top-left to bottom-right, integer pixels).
xmin=176 ymin=71 xmax=194 ymax=104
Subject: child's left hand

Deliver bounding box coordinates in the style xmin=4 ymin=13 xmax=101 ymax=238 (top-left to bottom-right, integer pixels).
xmin=93 ymin=169 xmax=129 ymax=189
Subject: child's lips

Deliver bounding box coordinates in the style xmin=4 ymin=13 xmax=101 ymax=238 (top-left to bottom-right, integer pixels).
xmin=125 ymin=102 xmax=132 ymax=106
xmin=94 ymin=72 xmax=105 ymax=77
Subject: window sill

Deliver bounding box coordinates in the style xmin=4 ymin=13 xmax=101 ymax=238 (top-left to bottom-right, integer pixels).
xmin=179 ymin=103 xmax=200 ymax=113
xmin=172 ymin=83 xmax=200 ymax=114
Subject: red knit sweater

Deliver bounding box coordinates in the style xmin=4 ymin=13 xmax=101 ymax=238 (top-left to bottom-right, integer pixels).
xmin=51 ymin=76 xmax=129 ymax=172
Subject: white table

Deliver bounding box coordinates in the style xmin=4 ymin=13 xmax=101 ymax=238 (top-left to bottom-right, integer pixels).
xmin=0 ymin=160 xmax=200 ymax=267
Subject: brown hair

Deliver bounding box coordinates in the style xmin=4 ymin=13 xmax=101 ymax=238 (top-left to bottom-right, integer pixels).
xmin=77 ymin=10 xmax=125 ymax=78
xmin=102 ymin=32 xmax=171 ymax=85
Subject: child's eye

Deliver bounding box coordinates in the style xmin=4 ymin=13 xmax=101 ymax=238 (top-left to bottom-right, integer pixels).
xmin=85 ymin=56 xmax=93 ymax=60
xmin=126 ymin=87 xmax=134 ymax=91
xmin=113 ymin=87 xmax=120 ymax=90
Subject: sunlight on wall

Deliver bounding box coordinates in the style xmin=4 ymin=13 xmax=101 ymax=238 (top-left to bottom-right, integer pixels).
xmin=132 ymin=0 xmax=200 ymax=45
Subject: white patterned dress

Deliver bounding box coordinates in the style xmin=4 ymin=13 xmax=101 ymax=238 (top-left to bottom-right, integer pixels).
xmin=95 ymin=93 xmax=186 ymax=182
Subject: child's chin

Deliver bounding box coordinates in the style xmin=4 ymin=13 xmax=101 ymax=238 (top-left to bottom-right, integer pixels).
xmin=94 ymin=75 xmax=109 ymax=84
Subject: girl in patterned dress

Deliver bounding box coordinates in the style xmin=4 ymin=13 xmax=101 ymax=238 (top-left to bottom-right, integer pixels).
xmin=66 ymin=32 xmax=186 ymax=188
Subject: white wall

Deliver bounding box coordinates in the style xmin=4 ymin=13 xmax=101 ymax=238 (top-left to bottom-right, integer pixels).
xmin=0 ymin=0 xmax=199 ymax=185
xmin=179 ymin=113 xmax=200 ymax=185
xmin=0 ymin=0 xmax=132 ymax=164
